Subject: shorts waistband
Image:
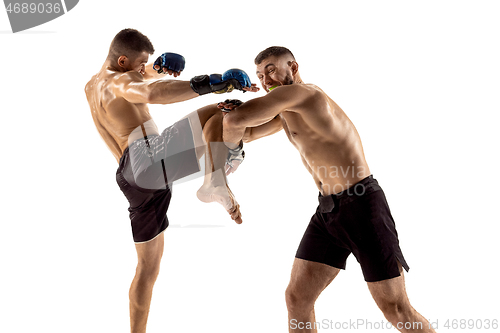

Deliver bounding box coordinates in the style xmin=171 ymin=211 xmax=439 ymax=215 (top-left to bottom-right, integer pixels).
xmin=118 ymin=135 xmax=156 ymax=171
xmin=129 ymin=134 xmax=160 ymax=149
xmin=317 ymin=175 xmax=377 ymax=213
xmin=118 ymin=134 xmax=154 ymax=167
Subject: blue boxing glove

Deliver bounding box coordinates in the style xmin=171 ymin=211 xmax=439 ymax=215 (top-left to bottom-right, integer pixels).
xmin=153 ymin=52 xmax=185 ymax=74
xmin=190 ymin=68 xmax=252 ymax=95
xmin=222 ymin=69 xmax=252 ymax=91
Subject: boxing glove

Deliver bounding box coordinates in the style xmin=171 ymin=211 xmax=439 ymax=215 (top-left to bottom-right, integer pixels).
xmin=190 ymin=69 xmax=252 ymax=95
xmin=153 ymin=52 xmax=185 ymax=74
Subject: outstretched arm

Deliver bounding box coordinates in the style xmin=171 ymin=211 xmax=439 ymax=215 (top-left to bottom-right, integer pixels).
xmin=113 ymin=71 xmax=198 ymax=105
xmin=219 ymin=100 xmax=283 ymax=142
xmin=115 ymin=68 xmax=258 ymax=105
xmin=222 ymin=85 xmax=306 ymax=147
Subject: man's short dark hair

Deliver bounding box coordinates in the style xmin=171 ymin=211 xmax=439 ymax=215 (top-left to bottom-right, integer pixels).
xmin=254 ymin=46 xmax=295 ymax=65
xmin=107 ymin=28 xmax=155 ymax=61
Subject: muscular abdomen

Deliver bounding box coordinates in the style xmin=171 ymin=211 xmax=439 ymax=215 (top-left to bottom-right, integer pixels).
xmin=281 ymin=87 xmax=371 ymax=195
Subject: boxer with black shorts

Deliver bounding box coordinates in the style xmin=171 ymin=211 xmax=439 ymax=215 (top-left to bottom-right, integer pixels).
xmin=296 ymin=175 xmax=410 ymax=283
xmin=220 ymin=47 xmax=437 ymax=332
xmin=85 ymin=29 xmax=258 ymax=333
xmin=116 ymin=118 xmax=199 ymax=243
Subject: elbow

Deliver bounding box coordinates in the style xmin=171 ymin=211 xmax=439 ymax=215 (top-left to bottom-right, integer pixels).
xmin=223 ymin=112 xmax=248 ymax=144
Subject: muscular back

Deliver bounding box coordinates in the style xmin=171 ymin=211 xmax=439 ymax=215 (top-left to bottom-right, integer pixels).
xmin=85 ymin=68 xmax=159 ymax=163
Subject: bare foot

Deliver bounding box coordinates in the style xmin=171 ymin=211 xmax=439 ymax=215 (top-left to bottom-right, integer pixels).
xmin=197 ymin=184 xmax=242 ymax=224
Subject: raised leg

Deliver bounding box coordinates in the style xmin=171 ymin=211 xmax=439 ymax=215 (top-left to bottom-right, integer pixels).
xmin=129 ymin=233 xmax=165 ymax=333
xmin=367 ymin=264 xmax=437 ymax=332
xmin=286 ymin=258 xmax=341 ymax=333
xmin=183 ymin=104 xmax=242 ymax=223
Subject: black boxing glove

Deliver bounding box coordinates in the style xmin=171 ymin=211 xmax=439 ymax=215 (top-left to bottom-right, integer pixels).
xmin=218 ymin=99 xmax=243 ymax=112
xmin=190 ymin=69 xmax=252 ymax=95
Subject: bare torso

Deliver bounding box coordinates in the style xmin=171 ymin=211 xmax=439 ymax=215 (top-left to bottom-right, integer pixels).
xmin=85 ymin=66 xmax=160 ymax=163
xmin=277 ymin=84 xmax=371 ymax=195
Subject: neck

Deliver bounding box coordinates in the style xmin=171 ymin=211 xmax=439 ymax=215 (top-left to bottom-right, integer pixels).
xmin=104 ymin=59 xmax=122 ymax=72
xmin=294 ymin=74 xmax=304 ymax=84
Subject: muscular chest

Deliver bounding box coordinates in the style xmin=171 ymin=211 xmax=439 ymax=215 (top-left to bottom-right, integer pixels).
xmin=280 ymin=111 xmax=305 ymax=144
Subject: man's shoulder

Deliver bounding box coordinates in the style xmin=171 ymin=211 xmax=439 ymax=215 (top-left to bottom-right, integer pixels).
xmin=273 ymin=83 xmax=325 ymax=97
xmin=84 ymin=74 xmax=96 ymax=96
xmin=302 ymin=83 xmax=327 ymax=95
xmin=115 ymin=70 xmax=144 ymax=83
xmin=276 ymin=84 xmax=329 ymax=107
xmin=101 ymin=71 xmax=145 ymax=102
xmin=90 ymin=70 xmax=143 ymax=91
xmin=85 ymin=69 xmax=123 ymax=88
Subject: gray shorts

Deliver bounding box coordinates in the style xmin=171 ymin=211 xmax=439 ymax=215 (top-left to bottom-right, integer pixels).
xmin=116 ymin=118 xmax=200 ymax=243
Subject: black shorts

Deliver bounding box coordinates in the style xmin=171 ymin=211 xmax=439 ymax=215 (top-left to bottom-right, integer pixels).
xmin=116 ymin=118 xmax=200 ymax=243
xmin=296 ymin=175 xmax=410 ymax=282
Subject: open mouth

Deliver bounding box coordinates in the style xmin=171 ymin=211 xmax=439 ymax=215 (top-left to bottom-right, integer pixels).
xmin=268 ymin=85 xmax=278 ymax=91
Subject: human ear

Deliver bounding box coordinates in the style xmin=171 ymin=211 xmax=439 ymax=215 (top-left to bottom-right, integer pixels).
xmin=117 ymin=55 xmax=129 ymax=70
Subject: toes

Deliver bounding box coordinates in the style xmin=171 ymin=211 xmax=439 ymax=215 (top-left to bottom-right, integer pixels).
xmin=233 ymin=210 xmax=243 ymax=224
xmin=230 ymin=205 xmax=241 ymax=221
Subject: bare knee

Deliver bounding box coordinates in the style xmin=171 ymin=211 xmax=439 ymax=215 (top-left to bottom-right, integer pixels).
xmin=135 ymin=259 xmax=162 ymax=284
xmin=285 ymin=284 xmax=316 ymax=315
xmin=198 ymin=104 xmax=223 ymax=130
xmin=379 ymin=300 xmax=415 ymax=325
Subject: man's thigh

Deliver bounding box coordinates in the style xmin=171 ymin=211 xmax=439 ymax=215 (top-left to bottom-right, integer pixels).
xmin=366 ymin=262 xmax=411 ymax=310
xmin=135 ymin=232 xmax=165 ymax=269
xmin=180 ymin=105 xmax=223 ymax=158
xmin=181 ymin=104 xmax=220 ymax=140
xmin=287 ymin=258 xmax=341 ymax=300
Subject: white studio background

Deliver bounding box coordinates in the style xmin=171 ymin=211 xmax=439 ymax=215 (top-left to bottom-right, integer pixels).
xmin=1 ymin=1 xmax=499 ymax=332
